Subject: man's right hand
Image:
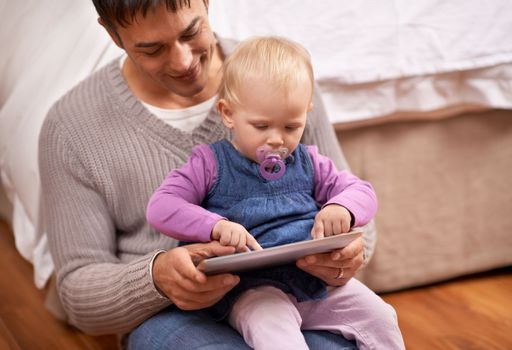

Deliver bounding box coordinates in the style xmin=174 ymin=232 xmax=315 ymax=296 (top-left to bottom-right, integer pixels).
xmin=152 ymin=241 xmax=240 ymax=310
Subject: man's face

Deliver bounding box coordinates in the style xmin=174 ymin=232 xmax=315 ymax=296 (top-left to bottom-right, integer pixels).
xmin=112 ymin=0 xmax=216 ymax=100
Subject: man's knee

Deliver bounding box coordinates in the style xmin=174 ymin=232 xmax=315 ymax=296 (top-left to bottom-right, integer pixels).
xmin=127 ymin=307 xmax=250 ymax=350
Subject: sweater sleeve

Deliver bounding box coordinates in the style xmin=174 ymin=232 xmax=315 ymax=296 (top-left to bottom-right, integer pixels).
xmin=146 ymin=144 xmax=224 ymax=242
xmin=39 ymin=114 xmax=170 ymax=335
xmin=301 ymin=86 xmax=377 ymax=262
xmin=307 ymin=146 xmax=377 ymax=227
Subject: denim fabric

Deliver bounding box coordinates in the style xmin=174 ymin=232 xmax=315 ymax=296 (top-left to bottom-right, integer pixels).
xmin=207 ymin=140 xmax=318 ymax=247
xmin=206 ymin=140 xmax=327 ymax=319
xmin=126 ymin=306 xmax=357 ymax=350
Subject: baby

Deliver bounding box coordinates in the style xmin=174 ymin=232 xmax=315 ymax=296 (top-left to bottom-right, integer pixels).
xmin=147 ymin=36 xmax=405 ymax=350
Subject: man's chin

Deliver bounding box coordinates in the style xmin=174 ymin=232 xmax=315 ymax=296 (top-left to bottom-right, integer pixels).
xmin=161 ymin=83 xmax=203 ymax=98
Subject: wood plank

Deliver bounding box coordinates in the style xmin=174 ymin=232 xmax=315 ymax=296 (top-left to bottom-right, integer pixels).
xmin=0 ymin=220 xmax=117 ymax=350
xmin=0 ymin=318 xmax=22 ymax=350
xmin=382 ymin=269 xmax=512 ymax=350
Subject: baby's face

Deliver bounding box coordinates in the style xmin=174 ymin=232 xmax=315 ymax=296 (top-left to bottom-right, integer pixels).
xmin=219 ymin=78 xmax=312 ymax=163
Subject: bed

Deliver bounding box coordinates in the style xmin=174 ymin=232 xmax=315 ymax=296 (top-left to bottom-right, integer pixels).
xmin=1 ymin=0 xmax=511 ymax=293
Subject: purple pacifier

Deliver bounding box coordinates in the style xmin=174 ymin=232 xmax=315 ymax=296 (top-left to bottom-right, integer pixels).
xmin=256 ymin=145 xmax=289 ymax=181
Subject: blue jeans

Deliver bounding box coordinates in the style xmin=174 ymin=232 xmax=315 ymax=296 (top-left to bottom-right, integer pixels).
xmin=127 ymin=306 xmax=357 ymax=349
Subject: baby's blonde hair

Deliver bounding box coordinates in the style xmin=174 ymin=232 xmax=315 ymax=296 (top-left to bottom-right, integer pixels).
xmin=218 ymin=36 xmax=314 ymax=107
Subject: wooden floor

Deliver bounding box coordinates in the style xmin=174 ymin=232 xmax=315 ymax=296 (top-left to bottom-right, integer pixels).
xmin=0 ymin=220 xmax=117 ymax=349
xmin=381 ymin=269 xmax=512 ymax=349
xmin=0 ymin=219 xmax=511 ymax=349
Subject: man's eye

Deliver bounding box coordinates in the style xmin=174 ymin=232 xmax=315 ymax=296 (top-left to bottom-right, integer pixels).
xmin=143 ymin=47 xmax=163 ymax=56
xmin=181 ymin=30 xmax=199 ymax=41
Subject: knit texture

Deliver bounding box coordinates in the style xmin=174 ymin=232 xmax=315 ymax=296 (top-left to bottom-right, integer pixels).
xmin=38 ymin=37 xmax=376 ymax=335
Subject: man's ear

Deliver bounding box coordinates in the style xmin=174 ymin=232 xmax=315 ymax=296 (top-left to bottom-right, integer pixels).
xmin=217 ymin=99 xmax=234 ymax=129
xmin=98 ymin=18 xmax=124 ymax=49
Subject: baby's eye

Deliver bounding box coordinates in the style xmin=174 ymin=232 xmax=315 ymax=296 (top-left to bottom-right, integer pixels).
xmin=285 ymin=126 xmax=299 ymax=131
xmin=253 ymin=125 xmax=268 ymax=130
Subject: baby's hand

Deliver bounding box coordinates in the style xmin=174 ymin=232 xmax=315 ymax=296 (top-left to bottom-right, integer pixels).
xmin=311 ymin=204 xmax=352 ymax=239
xmin=211 ymin=220 xmax=262 ymax=252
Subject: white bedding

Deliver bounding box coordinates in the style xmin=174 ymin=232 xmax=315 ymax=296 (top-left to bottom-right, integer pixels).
xmin=209 ymin=0 xmax=512 ymax=123
xmin=0 ymin=0 xmax=122 ymax=287
xmin=1 ymin=0 xmax=512 ymax=288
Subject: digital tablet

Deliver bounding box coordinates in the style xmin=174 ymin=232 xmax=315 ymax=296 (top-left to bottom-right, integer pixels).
xmin=196 ymin=231 xmax=362 ymax=275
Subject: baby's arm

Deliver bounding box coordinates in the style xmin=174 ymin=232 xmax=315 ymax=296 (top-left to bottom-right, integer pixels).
xmin=307 ymin=145 xmax=378 ymax=238
xmin=147 ymin=145 xmax=224 ymax=242
xmin=147 ymin=145 xmax=262 ymax=251
xmin=212 ymin=220 xmax=262 ymax=252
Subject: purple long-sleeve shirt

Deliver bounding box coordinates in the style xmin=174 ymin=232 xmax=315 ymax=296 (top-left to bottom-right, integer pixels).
xmin=147 ymin=144 xmax=377 ymax=243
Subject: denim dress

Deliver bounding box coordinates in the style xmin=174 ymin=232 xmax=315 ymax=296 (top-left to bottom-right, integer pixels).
xmin=205 ymin=140 xmax=327 ymax=320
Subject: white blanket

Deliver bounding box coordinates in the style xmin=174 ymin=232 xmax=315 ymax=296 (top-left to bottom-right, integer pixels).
xmin=0 ymin=0 xmax=121 ymax=287
xmin=1 ymin=0 xmax=512 ymax=288
xmin=209 ymin=0 xmax=512 ymax=123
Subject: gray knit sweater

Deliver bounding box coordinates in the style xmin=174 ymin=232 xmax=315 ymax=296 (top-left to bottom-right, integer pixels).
xmin=38 ymin=37 xmax=376 ymax=335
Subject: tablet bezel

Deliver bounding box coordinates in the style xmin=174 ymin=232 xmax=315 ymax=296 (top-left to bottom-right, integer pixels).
xmin=196 ymin=231 xmax=362 ymax=275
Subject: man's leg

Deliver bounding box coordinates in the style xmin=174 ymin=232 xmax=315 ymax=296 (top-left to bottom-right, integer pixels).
xmin=126 ymin=306 xmax=250 ymax=350
xmin=127 ymin=305 xmax=358 ymax=350
xmin=303 ymin=330 xmax=357 ymax=350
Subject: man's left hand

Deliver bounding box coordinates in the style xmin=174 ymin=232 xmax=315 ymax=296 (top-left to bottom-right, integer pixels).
xmin=296 ymin=236 xmax=364 ymax=286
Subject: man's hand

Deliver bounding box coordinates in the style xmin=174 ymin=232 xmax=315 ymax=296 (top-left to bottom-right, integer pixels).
xmin=212 ymin=220 xmax=262 ymax=252
xmin=296 ymin=236 xmax=364 ymax=286
xmin=152 ymin=241 xmax=240 ymax=310
xmin=311 ymin=204 xmax=352 ymax=239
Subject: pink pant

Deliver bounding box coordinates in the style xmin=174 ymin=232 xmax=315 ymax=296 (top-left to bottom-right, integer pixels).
xmin=228 ymin=279 xmax=405 ymax=350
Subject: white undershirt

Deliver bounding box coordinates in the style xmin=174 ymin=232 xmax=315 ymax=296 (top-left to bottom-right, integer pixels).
xmin=120 ymin=55 xmax=216 ymax=133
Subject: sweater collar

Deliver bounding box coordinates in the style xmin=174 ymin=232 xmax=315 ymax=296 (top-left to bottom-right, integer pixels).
xmin=105 ymin=35 xmax=235 ymax=151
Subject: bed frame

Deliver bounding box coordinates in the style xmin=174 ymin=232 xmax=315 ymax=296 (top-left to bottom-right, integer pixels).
xmin=338 ymin=109 xmax=512 ymax=292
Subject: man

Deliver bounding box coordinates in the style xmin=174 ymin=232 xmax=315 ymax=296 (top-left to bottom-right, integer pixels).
xmin=39 ymin=0 xmax=376 ymax=348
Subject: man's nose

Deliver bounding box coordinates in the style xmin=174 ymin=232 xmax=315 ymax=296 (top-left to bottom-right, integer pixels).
xmin=169 ymin=42 xmax=193 ymax=72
